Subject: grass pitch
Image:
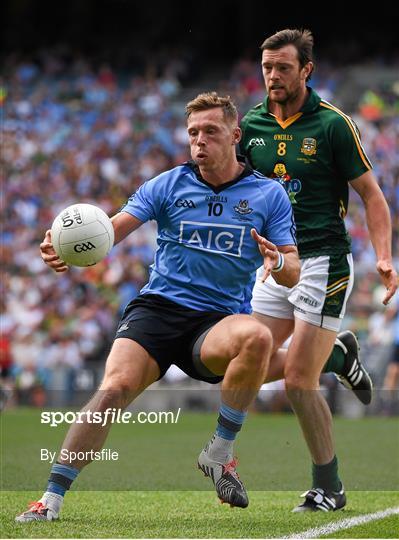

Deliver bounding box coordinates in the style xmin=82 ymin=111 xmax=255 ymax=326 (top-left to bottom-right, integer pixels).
xmin=1 ymin=408 xmax=398 ymax=538
xmin=3 ymin=490 xmax=399 ymax=538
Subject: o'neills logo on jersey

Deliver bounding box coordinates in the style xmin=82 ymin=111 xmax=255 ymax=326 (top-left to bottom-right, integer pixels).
xmin=274 ymin=134 xmax=293 ymax=141
xmin=179 ymin=221 xmax=245 ymax=257
xmin=301 ymin=137 xmax=317 ymax=156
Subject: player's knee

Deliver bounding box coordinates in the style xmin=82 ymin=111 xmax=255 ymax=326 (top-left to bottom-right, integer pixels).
xmin=100 ymin=374 xmax=137 ymax=408
xmin=256 ymin=325 xmax=273 ymax=356
xmin=284 ymin=366 xmax=318 ymax=393
xmin=240 ymin=322 xmax=273 ymax=366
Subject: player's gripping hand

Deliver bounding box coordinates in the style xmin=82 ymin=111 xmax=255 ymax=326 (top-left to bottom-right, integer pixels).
xmin=376 ymin=259 xmax=398 ymax=305
xmin=40 ymin=230 xmax=69 ymax=273
xmin=250 ymin=228 xmax=280 ymax=282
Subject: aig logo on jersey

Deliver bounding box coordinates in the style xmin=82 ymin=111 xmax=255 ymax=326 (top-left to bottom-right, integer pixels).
xmin=301 ymin=137 xmax=317 ymax=156
xmin=179 ymin=221 xmax=245 ymax=258
xmin=249 ymin=137 xmax=266 ymax=146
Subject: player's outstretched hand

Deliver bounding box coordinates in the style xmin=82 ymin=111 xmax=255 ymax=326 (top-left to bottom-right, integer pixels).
xmin=40 ymin=230 xmax=69 ymax=273
xmin=251 ymin=228 xmax=280 ymax=282
xmin=376 ymin=259 xmax=398 ymax=305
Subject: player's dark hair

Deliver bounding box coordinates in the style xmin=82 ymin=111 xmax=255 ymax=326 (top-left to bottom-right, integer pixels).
xmin=186 ymin=92 xmax=238 ymax=124
xmin=261 ymin=28 xmax=314 ymax=81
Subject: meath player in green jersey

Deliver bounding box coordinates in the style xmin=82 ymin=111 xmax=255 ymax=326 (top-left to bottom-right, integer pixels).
xmin=240 ymin=29 xmax=398 ymax=512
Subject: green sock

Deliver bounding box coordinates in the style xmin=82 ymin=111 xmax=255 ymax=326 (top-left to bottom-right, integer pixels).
xmin=323 ymin=344 xmax=345 ymax=374
xmin=312 ymin=455 xmax=341 ymax=492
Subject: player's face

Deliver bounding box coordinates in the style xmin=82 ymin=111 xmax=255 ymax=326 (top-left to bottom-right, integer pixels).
xmin=262 ymin=45 xmax=312 ymax=105
xmin=187 ymin=108 xmax=239 ymax=170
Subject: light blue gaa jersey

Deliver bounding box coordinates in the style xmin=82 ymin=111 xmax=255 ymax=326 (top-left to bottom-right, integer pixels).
xmin=121 ymin=160 xmax=296 ymax=314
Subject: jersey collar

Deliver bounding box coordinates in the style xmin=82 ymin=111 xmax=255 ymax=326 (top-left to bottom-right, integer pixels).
xmin=186 ymin=156 xmax=253 ymax=194
xmin=300 ymin=87 xmax=322 ymax=113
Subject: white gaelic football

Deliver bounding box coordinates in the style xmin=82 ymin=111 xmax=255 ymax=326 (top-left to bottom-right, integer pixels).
xmin=51 ymin=203 xmax=114 ymax=267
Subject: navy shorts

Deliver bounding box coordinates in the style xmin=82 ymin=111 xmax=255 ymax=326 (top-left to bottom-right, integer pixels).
xmin=114 ymin=294 xmax=229 ymax=383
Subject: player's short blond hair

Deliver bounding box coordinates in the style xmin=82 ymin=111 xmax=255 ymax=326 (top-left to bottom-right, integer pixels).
xmin=186 ymin=92 xmax=238 ymax=124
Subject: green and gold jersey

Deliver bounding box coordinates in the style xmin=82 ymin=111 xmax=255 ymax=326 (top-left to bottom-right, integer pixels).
xmin=240 ymin=88 xmax=372 ymax=257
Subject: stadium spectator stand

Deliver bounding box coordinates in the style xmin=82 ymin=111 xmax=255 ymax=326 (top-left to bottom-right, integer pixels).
xmin=1 ymin=50 xmax=398 ymax=411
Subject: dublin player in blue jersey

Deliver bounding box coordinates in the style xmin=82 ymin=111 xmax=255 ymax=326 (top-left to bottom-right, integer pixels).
xmin=17 ymin=93 xmax=299 ymax=522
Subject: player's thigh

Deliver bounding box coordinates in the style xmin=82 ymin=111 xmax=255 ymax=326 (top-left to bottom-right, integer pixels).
xmin=100 ymin=337 xmax=160 ymax=396
xmin=199 ymin=314 xmax=272 ymax=376
xmin=252 ymin=312 xmax=294 ymax=352
xmin=284 ymin=317 xmax=337 ymax=388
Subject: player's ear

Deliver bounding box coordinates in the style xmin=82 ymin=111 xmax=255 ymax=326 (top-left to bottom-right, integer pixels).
xmin=302 ymin=62 xmax=313 ymax=81
xmin=233 ymin=126 xmax=242 ymax=145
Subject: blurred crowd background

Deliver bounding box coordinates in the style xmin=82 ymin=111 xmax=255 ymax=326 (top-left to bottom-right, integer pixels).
xmin=1 ymin=2 xmax=398 ymax=415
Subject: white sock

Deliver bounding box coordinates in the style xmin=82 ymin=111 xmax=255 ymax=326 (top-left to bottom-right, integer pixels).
xmin=206 ymin=434 xmax=234 ymax=464
xmin=40 ymin=492 xmax=64 ymax=514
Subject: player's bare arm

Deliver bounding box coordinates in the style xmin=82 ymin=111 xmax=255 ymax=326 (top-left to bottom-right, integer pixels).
xmin=111 ymin=212 xmax=143 ymax=245
xmin=250 ymin=228 xmax=300 ymax=287
xmin=40 ymin=212 xmax=143 ymax=274
xmin=350 ymin=170 xmax=398 ymax=305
